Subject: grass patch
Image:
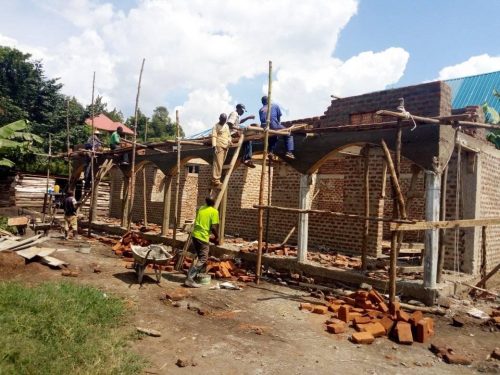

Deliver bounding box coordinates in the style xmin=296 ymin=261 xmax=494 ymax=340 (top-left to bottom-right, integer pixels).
xmin=0 ymin=282 xmax=145 ymax=375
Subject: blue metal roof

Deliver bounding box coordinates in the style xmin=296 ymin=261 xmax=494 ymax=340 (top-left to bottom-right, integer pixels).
xmin=445 ymin=71 xmax=500 ymax=117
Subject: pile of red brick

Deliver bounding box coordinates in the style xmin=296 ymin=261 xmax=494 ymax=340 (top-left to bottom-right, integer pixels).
xmin=300 ymin=289 xmax=434 ymax=345
xmin=204 ymin=259 xmax=254 ymax=282
xmin=112 ymin=232 xmax=151 ymax=257
xmin=308 ymin=252 xmax=362 ymax=269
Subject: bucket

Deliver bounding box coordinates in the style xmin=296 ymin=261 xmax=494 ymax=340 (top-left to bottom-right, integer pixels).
xmin=196 ymin=273 xmax=211 ymax=285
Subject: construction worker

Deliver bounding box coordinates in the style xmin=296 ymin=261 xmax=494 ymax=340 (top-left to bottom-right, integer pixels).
xmin=63 ymin=191 xmax=79 ymax=240
xmin=211 ymin=113 xmax=230 ymax=188
xmin=85 ymin=129 xmax=103 ymax=151
xmin=84 ymin=130 xmax=102 ymax=189
xmin=227 ymin=103 xmax=256 ymax=168
xmin=184 ymin=196 xmax=220 ymax=288
xmin=110 ymin=126 xmax=129 ymax=165
xmin=259 ymin=96 xmax=295 ymax=159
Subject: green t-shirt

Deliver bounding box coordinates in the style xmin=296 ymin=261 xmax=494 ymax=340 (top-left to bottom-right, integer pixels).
xmin=191 ymin=205 xmax=219 ymax=243
xmin=110 ymin=131 xmax=120 ymax=146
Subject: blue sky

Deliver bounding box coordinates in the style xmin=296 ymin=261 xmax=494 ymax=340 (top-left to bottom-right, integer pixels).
xmin=0 ymin=0 xmax=499 ymax=135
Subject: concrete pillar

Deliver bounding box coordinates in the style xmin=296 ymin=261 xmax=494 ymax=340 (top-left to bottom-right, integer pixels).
xmin=297 ymin=174 xmax=315 ymax=263
xmin=161 ymin=175 xmax=172 ymax=236
xmin=423 ymin=171 xmax=441 ymax=289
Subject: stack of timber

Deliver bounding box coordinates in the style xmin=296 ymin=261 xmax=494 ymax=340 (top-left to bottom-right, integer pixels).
xmin=15 ymin=174 xmax=54 ymax=209
xmin=80 ymin=181 xmax=111 ymax=217
xmin=0 ymin=174 xmax=16 ymax=207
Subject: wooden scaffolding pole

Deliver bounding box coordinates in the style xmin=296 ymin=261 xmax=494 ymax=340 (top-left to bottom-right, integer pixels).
xmin=161 ymin=176 xmax=172 ymax=236
xmin=66 ymin=99 xmax=71 ymax=183
xmin=142 ymin=118 xmax=148 ymax=226
xmin=214 ymin=134 xmax=245 ymax=208
xmin=361 ymin=145 xmax=370 ymax=271
xmin=87 ymin=71 xmax=96 ymax=236
xmin=126 ymin=58 xmax=146 ymax=231
xmin=256 ymin=60 xmax=272 ymax=284
xmin=172 ymin=110 xmax=181 ymax=254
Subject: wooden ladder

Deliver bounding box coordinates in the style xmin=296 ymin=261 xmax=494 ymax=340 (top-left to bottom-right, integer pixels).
xmin=79 ymin=159 xmax=114 ymax=207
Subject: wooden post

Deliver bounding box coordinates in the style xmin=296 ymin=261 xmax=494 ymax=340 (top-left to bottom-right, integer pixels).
xmin=142 ymin=120 xmax=148 ymax=226
xmin=380 ymin=139 xmax=407 ymax=219
xmin=218 ymin=189 xmax=228 ymax=245
xmin=87 ymin=72 xmax=96 ymax=236
xmin=361 ymin=145 xmax=370 ymax=271
xmin=214 ymin=134 xmax=245 ymax=208
xmin=437 ymin=165 xmax=448 ymax=283
xmin=381 ymin=160 xmax=387 ymax=198
xmin=42 ymin=134 xmax=52 ymax=222
xmin=66 ymin=99 xmax=71 ymax=182
xmin=481 ymin=226 xmax=487 ymax=280
xmin=389 ymin=230 xmax=398 ymax=303
xmin=256 ymin=61 xmax=272 ymax=284
xmin=161 ymin=175 xmax=172 ymax=236
xmin=126 ymin=58 xmax=146 ymax=231
xmin=172 ymin=110 xmax=181 ymax=253
xmin=265 ymin=158 xmax=272 ymax=253
xmin=121 ymin=175 xmax=130 ymax=228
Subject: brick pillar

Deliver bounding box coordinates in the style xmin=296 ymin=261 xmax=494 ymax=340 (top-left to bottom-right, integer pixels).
xmin=297 ymin=173 xmax=316 ymax=262
xmin=424 ymin=171 xmax=441 ymax=289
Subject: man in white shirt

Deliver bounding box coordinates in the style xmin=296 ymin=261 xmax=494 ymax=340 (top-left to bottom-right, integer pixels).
xmin=227 ymin=103 xmax=256 ymax=168
xmin=211 ymin=113 xmax=230 ymax=188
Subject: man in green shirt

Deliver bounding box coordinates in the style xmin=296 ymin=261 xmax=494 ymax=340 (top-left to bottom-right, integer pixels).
xmin=110 ymin=126 xmax=129 ymax=165
xmin=185 ymin=196 xmax=220 ymax=288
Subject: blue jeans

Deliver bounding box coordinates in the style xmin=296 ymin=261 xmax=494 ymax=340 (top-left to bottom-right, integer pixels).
xmin=269 ymin=134 xmax=294 ymax=154
xmin=242 ymin=141 xmax=253 ymax=162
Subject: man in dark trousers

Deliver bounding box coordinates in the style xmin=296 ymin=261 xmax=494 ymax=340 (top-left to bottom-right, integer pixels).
xmin=184 ymin=196 xmax=220 ymax=288
xmin=63 ymin=191 xmax=79 ymax=240
xmin=110 ymin=126 xmax=129 ymax=165
xmin=259 ymin=95 xmax=295 ymax=159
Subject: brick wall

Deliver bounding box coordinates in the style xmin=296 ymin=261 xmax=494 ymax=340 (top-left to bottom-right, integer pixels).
xmin=321 ymin=81 xmax=451 ymax=127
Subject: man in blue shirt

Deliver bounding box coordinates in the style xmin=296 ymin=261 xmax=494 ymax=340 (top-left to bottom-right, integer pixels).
xmin=259 ymin=96 xmax=295 ymax=159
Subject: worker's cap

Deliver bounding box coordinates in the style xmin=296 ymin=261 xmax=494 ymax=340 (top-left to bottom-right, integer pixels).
xmin=236 ymin=103 xmax=246 ymax=112
xmin=93 ymin=129 xmax=101 ymax=134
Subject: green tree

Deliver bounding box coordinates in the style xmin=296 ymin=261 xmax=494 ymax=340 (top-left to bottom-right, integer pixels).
xmin=106 ymin=107 xmax=124 ymax=123
xmin=125 ymin=109 xmax=149 ymax=141
xmin=0 ymin=119 xmax=42 ymax=167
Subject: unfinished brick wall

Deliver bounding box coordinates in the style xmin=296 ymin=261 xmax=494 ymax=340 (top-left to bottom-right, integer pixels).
xmin=108 ymin=163 xmax=201 ymax=227
xmin=321 ymin=81 xmax=452 ymax=127
xmin=479 ymin=151 xmax=500 ymax=273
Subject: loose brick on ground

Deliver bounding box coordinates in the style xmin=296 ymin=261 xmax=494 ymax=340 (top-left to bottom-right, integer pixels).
xmin=299 ymin=303 xmax=313 ymax=311
xmin=312 ymin=305 xmax=328 ymax=315
xmin=354 ymin=316 xmax=372 ymax=325
xmin=409 ymin=311 xmax=423 ymax=326
xmin=338 ymin=305 xmax=350 ymax=322
xmin=351 ymin=331 xmax=375 ymax=344
xmin=364 ymin=322 xmax=386 ymax=338
xmin=395 ymin=321 xmax=413 ymax=345
xmin=380 ymin=316 xmax=395 ymax=334
xmin=326 ymin=322 xmax=346 ymax=334
xmin=396 ymin=309 xmax=410 ymax=322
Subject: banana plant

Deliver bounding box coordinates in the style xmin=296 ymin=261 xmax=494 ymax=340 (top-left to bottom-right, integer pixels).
xmin=0 ymin=119 xmax=42 ymax=167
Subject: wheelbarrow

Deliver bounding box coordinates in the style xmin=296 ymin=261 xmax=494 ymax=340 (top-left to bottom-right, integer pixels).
xmin=131 ymin=244 xmax=172 ymax=284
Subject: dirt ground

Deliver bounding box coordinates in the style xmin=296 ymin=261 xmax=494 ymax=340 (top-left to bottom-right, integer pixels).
xmin=0 ymin=227 xmax=499 ymax=375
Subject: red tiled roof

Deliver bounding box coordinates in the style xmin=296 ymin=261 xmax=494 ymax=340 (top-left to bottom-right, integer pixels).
xmin=85 ymin=114 xmax=134 ymax=135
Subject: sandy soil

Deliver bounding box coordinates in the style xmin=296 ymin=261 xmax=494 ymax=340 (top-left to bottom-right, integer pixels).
xmin=0 ymin=228 xmax=499 ymax=375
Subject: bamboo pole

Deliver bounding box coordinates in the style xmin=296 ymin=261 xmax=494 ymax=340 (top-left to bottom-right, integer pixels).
xmin=42 ymin=134 xmax=52 ymax=222
xmin=380 ymin=139 xmax=407 ymax=219
xmin=126 ymin=58 xmax=146 ymax=231
xmin=172 ymin=110 xmax=181 ymax=253
xmin=481 ymin=226 xmax=487 ymax=280
xmin=436 ymin=165 xmax=448 ymax=283
xmin=377 ymin=109 xmax=500 ymax=130
xmin=361 ymin=145 xmax=370 ymax=271
xmin=161 ymin=176 xmax=172 ymax=236
xmin=142 ymin=120 xmax=148 ymax=226
xmin=252 ymin=204 xmax=413 ymax=224
xmin=475 ymin=262 xmax=500 ymax=290
xmin=265 ymin=158 xmax=272 ymax=253
xmin=214 ymin=134 xmax=245 ymax=208
xmin=87 ymin=72 xmax=96 ymax=236
xmin=256 ymin=61 xmax=272 ymax=284
xmin=66 ymin=99 xmax=71 ymax=182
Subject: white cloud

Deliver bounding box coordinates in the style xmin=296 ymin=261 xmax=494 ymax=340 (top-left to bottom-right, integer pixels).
xmin=438 ymin=54 xmax=500 ymax=80
xmin=0 ymin=0 xmax=411 ymax=135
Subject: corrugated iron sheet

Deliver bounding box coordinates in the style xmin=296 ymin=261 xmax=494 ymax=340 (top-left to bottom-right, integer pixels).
xmin=445 ymin=71 xmax=500 ymax=113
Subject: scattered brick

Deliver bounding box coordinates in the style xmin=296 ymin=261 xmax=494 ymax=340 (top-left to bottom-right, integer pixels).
xmin=491 ymin=348 xmax=500 ymax=360
xmin=368 ymin=289 xmax=385 ymax=304
xmin=328 ymin=303 xmax=341 ymax=313
xmin=354 ymin=316 xmax=372 ymax=325
xmin=327 ymin=322 xmax=346 ymax=334
xmin=409 ymin=311 xmax=423 ymax=326
xmin=395 ymin=321 xmax=413 ymax=345
xmin=312 ymin=305 xmax=328 ymax=315
xmin=165 ymin=288 xmax=191 ymax=301
xmin=299 ymin=303 xmax=313 ymax=311
xmin=378 ymin=302 xmax=389 ymax=313
xmin=351 ymin=331 xmax=375 ymax=344
xmin=364 ymin=322 xmax=386 ymax=338
xmin=338 ymin=305 xmax=350 ymax=322
xmin=389 ymin=302 xmax=400 ymax=316
xmin=444 ymin=353 xmax=472 ymax=365
xmin=380 ymin=316 xmax=395 ymax=334
xmin=415 ymin=318 xmax=434 ymax=343
xmin=396 ymin=310 xmax=410 ymax=322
